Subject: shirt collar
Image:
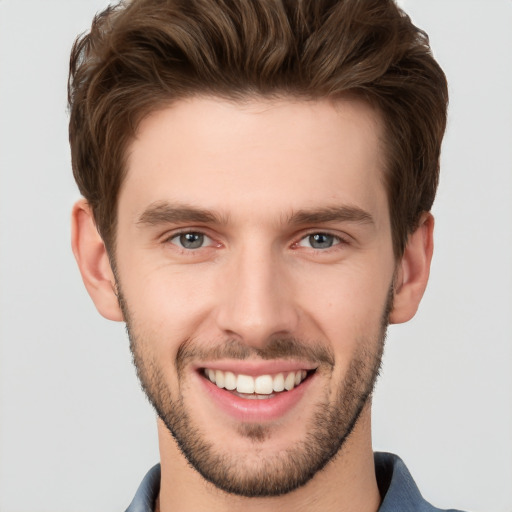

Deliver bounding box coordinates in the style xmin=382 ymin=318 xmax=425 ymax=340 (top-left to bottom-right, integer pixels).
xmin=125 ymin=452 xmax=459 ymax=512
xmin=125 ymin=463 xmax=160 ymax=512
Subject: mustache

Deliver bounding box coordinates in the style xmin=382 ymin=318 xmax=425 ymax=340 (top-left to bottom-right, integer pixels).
xmin=176 ymin=337 xmax=335 ymax=372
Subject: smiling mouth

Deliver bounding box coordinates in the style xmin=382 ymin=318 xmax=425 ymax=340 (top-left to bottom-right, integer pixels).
xmin=202 ymin=368 xmax=315 ymax=398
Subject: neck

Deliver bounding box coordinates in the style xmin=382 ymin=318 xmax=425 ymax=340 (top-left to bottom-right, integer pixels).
xmin=156 ymin=405 xmax=381 ymax=512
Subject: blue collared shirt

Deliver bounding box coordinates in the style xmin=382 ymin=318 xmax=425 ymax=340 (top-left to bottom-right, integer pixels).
xmin=125 ymin=452 xmax=466 ymax=511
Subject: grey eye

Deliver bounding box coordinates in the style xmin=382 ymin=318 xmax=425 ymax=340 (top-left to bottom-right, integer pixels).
xmin=176 ymin=232 xmax=205 ymax=249
xmin=309 ymin=233 xmax=334 ymax=249
xmin=299 ymin=233 xmax=339 ymax=249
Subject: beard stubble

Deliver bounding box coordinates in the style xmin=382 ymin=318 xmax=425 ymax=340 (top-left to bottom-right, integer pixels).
xmin=119 ymin=286 xmax=391 ymax=498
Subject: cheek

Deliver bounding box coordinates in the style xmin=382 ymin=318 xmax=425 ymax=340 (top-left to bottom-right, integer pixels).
xmin=295 ymin=262 xmax=391 ymax=328
xmin=293 ymin=262 xmax=391 ymax=374
xmin=119 ymin=262 xmax=218 ymax=349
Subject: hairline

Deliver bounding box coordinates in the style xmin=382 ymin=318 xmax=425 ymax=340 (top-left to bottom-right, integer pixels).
xmin=102 ymin=91 xmax=405 ymax=264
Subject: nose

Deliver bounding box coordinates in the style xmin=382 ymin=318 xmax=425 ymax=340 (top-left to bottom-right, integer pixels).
xmin=214 ymin=245 xmax=300 ymax=348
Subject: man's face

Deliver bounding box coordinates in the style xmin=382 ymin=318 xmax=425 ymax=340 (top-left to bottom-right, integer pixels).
xmin=114 ymin=97 xmax=396 ymax=496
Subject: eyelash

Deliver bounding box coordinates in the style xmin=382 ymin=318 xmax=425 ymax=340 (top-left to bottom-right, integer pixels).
xmin=165 ymin=230 xmax=217 ymax=251
xmin=164 ymin=229 xmax=349 ymax=252
xmin=294 ymin=232 xmax=347 ymax=251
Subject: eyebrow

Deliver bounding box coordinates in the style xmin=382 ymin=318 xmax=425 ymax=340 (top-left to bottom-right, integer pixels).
xmin=137 ymin=201 xmax=227 ymax=226
xmin=137 ymin=201 xmax=374 ymax=228
xmin=287 ymin=206 xmax=375 ymax=226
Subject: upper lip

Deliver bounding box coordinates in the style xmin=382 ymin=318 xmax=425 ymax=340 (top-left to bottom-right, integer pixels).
xmin=193 ymin=359 xmax=318 ymax=376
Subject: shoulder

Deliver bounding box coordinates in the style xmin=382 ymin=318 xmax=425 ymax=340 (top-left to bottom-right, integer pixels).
xmin=375 ymin=452 xmax=467 ymax=512
xmin=125 ymin=464 xmax=161 ymax=512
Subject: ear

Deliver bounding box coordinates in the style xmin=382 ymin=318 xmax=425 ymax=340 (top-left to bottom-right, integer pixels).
xmin=71 ymin=199 xmax=124 ymax=321
xmin=389 ymin=212 xmax=434 ymax=324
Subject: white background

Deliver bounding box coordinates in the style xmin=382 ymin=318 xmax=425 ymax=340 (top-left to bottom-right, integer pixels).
xmin=0 ymin=1 xmax=511 ymax=511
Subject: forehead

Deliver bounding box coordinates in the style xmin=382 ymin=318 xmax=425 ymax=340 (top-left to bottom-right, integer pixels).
xmin=120 ymin=96 xmax=388 ymax=228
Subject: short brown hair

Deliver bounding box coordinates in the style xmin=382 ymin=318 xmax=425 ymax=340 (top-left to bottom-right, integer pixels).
xmin=68 ymin=0 xmax=448 ymax=257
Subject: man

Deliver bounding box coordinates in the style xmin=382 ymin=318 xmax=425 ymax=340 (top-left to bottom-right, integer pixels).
xmin=68 ymin=0 xmax=461 ymax=510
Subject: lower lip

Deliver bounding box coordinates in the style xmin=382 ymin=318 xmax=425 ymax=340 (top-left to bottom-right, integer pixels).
xmin=197 ymin=371 xmax=315 ymax=422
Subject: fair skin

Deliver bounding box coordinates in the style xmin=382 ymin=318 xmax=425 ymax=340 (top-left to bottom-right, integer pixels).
xmin=72 ymin=96 xmax=433 ymax=512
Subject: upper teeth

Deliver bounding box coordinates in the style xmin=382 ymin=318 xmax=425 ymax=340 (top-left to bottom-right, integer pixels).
xmin=205 ymin=369 xmax=308 ymax=394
